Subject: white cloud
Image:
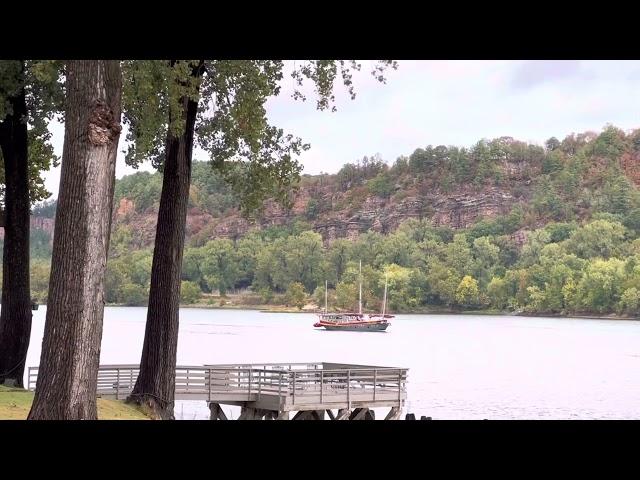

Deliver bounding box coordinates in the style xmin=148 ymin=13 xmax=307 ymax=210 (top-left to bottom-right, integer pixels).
xmin=40 ymin=60 xmax=640 ymax=200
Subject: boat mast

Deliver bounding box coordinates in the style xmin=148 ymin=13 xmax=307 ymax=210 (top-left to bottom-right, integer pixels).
xmin=325 ymin=280 xmax=328 ymax=313
xmin=359 ymin=260 xmax=362 ymax=315
xmin=382 ymin=273 xmax=388 ymax=316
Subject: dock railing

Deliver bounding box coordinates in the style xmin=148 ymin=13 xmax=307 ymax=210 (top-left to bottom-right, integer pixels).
xmin=27 ymin=362 xmax=408 ymax=405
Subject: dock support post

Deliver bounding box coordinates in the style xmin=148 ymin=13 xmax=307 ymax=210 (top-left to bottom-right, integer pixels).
xmin=292 ymin=410 xmax=325 ymax=420
xmin=209 ymin=403 xmax=228 ymax=420
xmin=238 ymin=407 xmax=258 ymax=420
xmin=276 ymin=411 xmax=289 ymax=420
xmin=238 ymin=407 xmax=272 ymax=420
xmin=292 ymin=410 xmax=312 ymax=420
xmin=385 ymin=406 xmax=402 ymax=420
xmin=349 ymin=408 xmax=371 ymax=420
xmin=335 ymin=408 xmax=351 ymax=420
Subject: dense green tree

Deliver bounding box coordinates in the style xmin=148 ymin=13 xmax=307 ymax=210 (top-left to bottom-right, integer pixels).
xmin=378 ymin=231 xmax=415 ymax=267
xmin=325 ymin=239 xmax=352 ymax=283
xmin=367 ymin=171 xmax=394 ymax=198
xmin=545 ymin=137 xmax=561 ymax=152
xmin=234 ymin=233 xmax=264 ymax=288
xmin=455 ymin=275 xmax=480 ymax=307
xmin=119 ymin=284 xmax=148 ymax=306
xmin=180 ymin=281 xmax=201 ymax=304
xmin=123 ymin=60 xmax=397 ymax=418
xmin=201 ymin=239 xmax=239 ymax=295
xmin=181 ymin=247 xmax=207 ymax=290
xmin=285 ymin=282 xmax=306 ymax=310
xmin=425 ymin=260 xmax=459 ymax=306
xmin=30 ymin=260 xmax=50 ymax=304
xmin=566 ymin=219 xmax=627 ymax=260
xmin=105 ymin=263 xmax=128 ymax=304
xmin=29 ymin=60 xmax=122 ymax=420
xmin=532 ymin=178 xmax=566 ymax=220
xmin=305 ymin=198 xmax=320 ymax=220
xmin=335 ymin=281 xmax=358 ymax=311
xmin=381 ymin=264 xmax=415 ymax=311
xmin=445 ymin=234 xmax=474 ymax=276
xmin=113 ymin=171 xmax=163 ymax=213
xmin=591 ymin=125 xmax=626 ymax=160
xmin=283 ymin=231 xmax=324 ymax=293
xmin=349 ymin=231 xmax=385 ymax=267
xmin=472 ymin=236 xmax=500 ymax=286
xmin=313 ymin=284 xmax=336 ymax=311
xmin=0 ymin=60 xmax=62 ymax=387
xmin=520 ymin=229 xmax=552 ymax=267
xmin=109 ymin=225 xmax=134 ymax=258
xmin=574 ymin=258 xmax=626 ymax=313
xmin=618 ymin=288 xmax=640 ymax=316
xmin=542 ymin=149 xmax=564 ymax=174
xmin=487 ymin=276 xmax=509 ymax=310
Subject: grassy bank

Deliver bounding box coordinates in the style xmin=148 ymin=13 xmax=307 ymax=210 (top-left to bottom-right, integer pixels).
xmin=0 ymin=385 xmax=150 ymax=420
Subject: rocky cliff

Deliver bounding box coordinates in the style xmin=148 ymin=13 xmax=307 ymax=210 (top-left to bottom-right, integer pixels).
xmin=106 ymin=173 xmax=534 ymax=247
xmin=22 ymin=127 xmax=640 ymax=249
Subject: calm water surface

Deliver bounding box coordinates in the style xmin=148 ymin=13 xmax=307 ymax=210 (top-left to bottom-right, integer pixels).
xmin=23 ymin=307 xmax=640 ymax=419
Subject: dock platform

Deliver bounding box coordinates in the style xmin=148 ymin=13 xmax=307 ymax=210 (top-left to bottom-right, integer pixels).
xmin=28 ymin=362 xmax=408 ymax=420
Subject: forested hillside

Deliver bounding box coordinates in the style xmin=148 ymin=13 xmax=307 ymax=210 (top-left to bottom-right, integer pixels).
xmin=12 ymin=125 xmax=640 ymax=316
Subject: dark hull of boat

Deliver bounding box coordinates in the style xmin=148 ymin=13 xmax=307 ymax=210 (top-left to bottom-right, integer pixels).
xmin=319 ymin=322 xmax=390 ymax=332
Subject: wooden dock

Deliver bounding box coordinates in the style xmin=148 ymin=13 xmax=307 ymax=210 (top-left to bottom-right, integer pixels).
xmin=27 ymin=362 xmax=408 ymax=420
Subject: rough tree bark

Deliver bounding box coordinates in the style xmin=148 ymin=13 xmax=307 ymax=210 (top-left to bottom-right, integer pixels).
xmin=128 ymin=61 xmax=204 ymax=419
xmin=28 ymin=61 xmax=122 ymax=419
xmin=0 ymin=61 xmax=32 ymax=387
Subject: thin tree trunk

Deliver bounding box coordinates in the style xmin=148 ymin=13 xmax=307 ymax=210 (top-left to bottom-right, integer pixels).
xmin=28 ymin=61 xmax=122 ymax=420
xmin=0 ymin=61 xmax=31 ymax=387
xmin=128 ymin=61 xmax=204 ymax=419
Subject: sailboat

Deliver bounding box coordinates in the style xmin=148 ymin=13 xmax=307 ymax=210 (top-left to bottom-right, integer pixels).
xmin=313 ymin=262 xmax=393 ymax=332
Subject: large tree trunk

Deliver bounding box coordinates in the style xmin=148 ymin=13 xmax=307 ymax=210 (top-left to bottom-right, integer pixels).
xmin=0 ymin=61 xmax=31 ymax=388
xmin=28 ymin=61 xmax=122 ymax=420
xmin=128 ymin=61 xmax=204 ymax=420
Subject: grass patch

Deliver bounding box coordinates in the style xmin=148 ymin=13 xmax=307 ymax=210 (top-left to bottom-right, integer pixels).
xmin=0 ymin=385 xmax=150 ymax=420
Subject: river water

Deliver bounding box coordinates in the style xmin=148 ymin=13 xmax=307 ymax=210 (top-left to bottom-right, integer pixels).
xmin=23 ymin=307 xmax=640 ymax=419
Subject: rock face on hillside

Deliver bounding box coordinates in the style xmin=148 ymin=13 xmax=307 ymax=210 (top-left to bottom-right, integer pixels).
xmin=30 ymin=217 xmax=55 ymax=237
xmin=25 ymin=134 xmax=640 ymax=248
xmin=0 ymin=217 xmax=55 ymax=244
xmin=23 ymin=182 xmax=528 ymax=247
xmin=23 ymin=174 xmax=533 ymax=247
xmin=312 ymin=189 xmax=518 ymax=242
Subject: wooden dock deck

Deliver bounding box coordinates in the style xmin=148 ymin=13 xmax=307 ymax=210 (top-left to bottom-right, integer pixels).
xmin=28 ymin=362 xmax=408 ymax=420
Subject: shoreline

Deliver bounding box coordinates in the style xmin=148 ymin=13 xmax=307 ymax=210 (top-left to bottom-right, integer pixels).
xmin=181 ymin=305 xmax=639 ymax=320
xmin=32 ymin=302 xmax=639 ymax=321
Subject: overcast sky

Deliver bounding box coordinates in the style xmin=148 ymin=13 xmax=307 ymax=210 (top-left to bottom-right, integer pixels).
xmin=42 ymin=60 xmax=640 ymax=199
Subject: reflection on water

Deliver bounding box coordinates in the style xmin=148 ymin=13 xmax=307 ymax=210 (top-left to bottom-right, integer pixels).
xmin=24 ymin=307 xmax=640 ymax=419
